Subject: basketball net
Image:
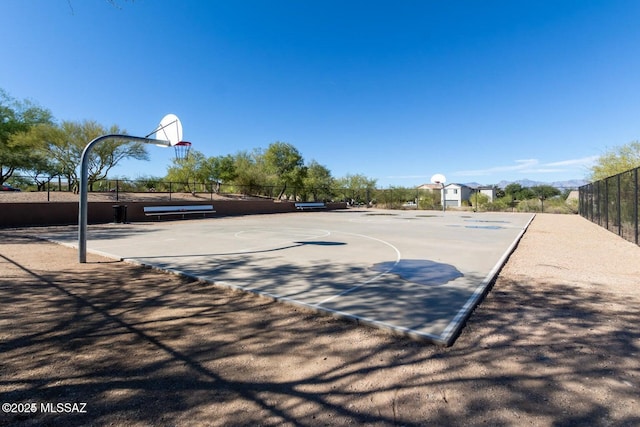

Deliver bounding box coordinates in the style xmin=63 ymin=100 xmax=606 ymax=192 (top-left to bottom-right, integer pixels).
xmin=174 ymin=141 xmax=191 ymax=161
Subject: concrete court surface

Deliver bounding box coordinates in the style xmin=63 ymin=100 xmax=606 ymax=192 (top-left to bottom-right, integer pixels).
xmin=44 ymin=209 xmax=535 ymax=345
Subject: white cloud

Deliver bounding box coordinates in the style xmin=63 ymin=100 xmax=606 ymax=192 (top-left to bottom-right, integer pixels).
xmin=545 ymin=156 xmax=599 ymax=167
xmin=453 ymin=156 xmax=597 ymax=178
xmin=453 ymin=159 xmax=538 ymax=177
xmin=385 ymin=174 xmax=432 ymax=179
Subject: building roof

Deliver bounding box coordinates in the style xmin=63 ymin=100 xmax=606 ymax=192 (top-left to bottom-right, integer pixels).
xmin=417 ymin=183 xmax=442 ymax=190
xmin=444 ymin=183 xmax=472 ymax=189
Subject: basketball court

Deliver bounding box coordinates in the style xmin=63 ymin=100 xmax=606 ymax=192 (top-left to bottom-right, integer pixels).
xmin=43 ymin=209 xmax=534 ymax=345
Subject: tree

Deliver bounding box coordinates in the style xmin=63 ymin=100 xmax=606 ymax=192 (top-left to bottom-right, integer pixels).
xmin=374 ymin=186 xmax=417 ymax=209
xmin=530 ymin=185 xmax=561 ymax=213
xmin=502 ymin=183 xmax=534 ymax=201
xmin=45 ymin=120 xmax=149 ymax=191
xmin=7 ymin=123 xmax=61 ymax=190
xmin=165 ymin=149 xmax=207 ymax=192
xmin=418 ymin=188 xmax=441 ymax=210
xmin=90 ymin=124 xmax=149 ymax=186
xmin=530 ymin=185 xmax=561 ymax=200
xmin=232 ymin=150 xmax=269 ymax=196
xmin=503 ymin=183 xmax=522 ymax=200
xmin=471 ymin=191 xmax=490 ymax=211
xmin=590 ymin=141 xmax=640 ymax=181
xmin=202 ymin=154 xmax=237 ymax=192
xmin=336 ymin=173 xmax=377 ymax=205
xmin=46 ymin=121 xmax=84 ymax=189
xmin=263 ymin=141 xmax=307 ymax=200
xmin=302 ymin=160 xmax=334 ymax=202
xmin=0 ymin=89 xmax=53 ymax=183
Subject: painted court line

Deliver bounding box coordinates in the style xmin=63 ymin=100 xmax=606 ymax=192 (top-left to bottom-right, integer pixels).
xmin=440 ymin=213 xmax=536 ymax=343
xmin=41 ymin=210 xmax=536 ymax=346
xmin=313 ymin=231 xmax=402 ymax=306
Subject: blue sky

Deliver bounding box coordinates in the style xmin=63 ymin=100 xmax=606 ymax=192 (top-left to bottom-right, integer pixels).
xmin=2 ymin=0 xmax=640 ymax=187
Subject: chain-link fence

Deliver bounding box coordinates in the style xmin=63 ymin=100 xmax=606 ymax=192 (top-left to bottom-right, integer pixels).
xmin=1 ymin=176 xmax=291 ymax=202
xmin=1 ymin=176 xmax=372 ymax=203
xmin=579 ymin=167 xmax=639 ymax=246
xmin=3 ymin=176 xmax=448 ymax=207
xmin=4 ymin=175 xmax=581 ymax=213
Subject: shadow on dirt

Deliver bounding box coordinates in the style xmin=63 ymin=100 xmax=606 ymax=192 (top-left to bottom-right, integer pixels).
xmin=1 ymin=235 xmax=639 ymax=426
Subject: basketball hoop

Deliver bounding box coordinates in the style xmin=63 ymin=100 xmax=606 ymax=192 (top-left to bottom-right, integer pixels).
xmin=430 ymin=173 xmax=447 ymax=213
xmin=174 ymin=141 xmax=192 ymax=161
xmin=79 ymin=112 xmax=184 ymax=263
xmin=150 ymin=113 xmax=182 ymax=146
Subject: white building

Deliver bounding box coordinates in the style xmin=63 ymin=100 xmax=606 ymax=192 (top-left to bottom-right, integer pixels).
xmin=418 ymin=183 xmax=496 ymax=208
xmin=443 ymin=183 xmax=474 ymax=207
xmin=443 ymin=184 xmax=496 ymax=208
xmin=478 ymin=186 xmax=496 ymax=202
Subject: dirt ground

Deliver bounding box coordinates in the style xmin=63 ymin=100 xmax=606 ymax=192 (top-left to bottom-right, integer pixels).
xmin=1 ymin=213 xmax=639 ymax=426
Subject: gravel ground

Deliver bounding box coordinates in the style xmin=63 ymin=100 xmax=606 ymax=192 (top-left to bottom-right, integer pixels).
xmin=0 ymin=213 xmax=639 ymax=426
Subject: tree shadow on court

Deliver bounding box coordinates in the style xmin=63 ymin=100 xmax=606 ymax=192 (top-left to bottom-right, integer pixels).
xmin=130 ymin=252 xmax=480 ymax=345
xmin=33 ymin=224 xmax=170 ymax=244
xmin=1 ymin=237 xmax=639 ymax=426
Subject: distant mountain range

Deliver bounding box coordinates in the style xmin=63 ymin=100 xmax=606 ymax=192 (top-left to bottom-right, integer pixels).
xmin=463 ymin=178 xmax=588 ymax=190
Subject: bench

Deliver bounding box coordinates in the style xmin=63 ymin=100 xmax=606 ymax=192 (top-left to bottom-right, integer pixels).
xmin=143 ymin=205 xmax=215 ymax=220
xmin=295 ymin=202 xmax=326 ymax=210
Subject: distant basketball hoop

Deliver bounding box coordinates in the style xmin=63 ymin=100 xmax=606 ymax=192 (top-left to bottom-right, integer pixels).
xmin=431 ymin=173 xmax=447 ymax=213
xmin=174 ymin=141 xmax=192 ymax=161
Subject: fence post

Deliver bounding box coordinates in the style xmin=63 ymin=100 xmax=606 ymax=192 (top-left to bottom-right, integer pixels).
xmin=591 ymin=184 xmax=594 ymax=222
xmin=617 ymin=174 xmax=621 ymax=237
xmin=579 ymin=168 xmax=639 ymax=247
xmin=591 ymin=183 xmax=594 ymax=223
xmin=633 ymin=168 xmax=640 ymax=245
xmin=605 ymin=178 xmax=609 ymax=230
xmin=596 ymin=182 xmax=600 ymax=224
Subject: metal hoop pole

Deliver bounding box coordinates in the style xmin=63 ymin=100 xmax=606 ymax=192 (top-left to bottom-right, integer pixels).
xmin=79 ymin=134 xmax=170 ymax=262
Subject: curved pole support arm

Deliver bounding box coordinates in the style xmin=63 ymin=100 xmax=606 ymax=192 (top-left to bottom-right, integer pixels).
xmin=78 ymin=135 xmax=170 ymax=262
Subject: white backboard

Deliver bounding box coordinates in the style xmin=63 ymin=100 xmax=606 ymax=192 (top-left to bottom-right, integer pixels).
xmin=154 ymin=114 xmax=183 ymax=146
xmin=430 ymin=173 xmax=446 ymax=185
